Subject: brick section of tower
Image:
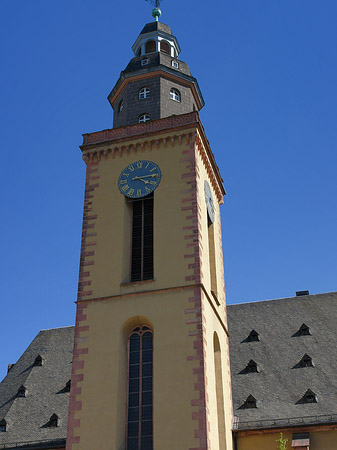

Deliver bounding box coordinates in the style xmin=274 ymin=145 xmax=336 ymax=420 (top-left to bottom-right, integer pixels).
xmin=77 ymin=160 xmax=100 ymax=300
xmin=66 ymin=302 xmax=89 ymax=450
xmin=182 ymin=136 xmax=211 ymax=449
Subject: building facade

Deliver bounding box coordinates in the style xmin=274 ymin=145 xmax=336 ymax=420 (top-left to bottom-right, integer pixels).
xmin=66 ymin=16 xmax=233 ymax=450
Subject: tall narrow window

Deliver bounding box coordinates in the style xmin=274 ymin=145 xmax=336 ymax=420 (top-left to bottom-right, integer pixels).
xmin=213 ymin=333 xmax=226 ymax=450
xmin=208 ymin=217 xmax=218 ymax=299
xmin=127 ymin=326 xmax=153 ymax=450
xmin=131 ymin=194 xmax=154 ymax=282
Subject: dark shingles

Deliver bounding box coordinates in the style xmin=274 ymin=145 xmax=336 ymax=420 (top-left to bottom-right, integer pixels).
xmin=0 ymin=327 xmax=74 ymax=446
xmin=227 ymin=292 xmax=337 ymax=429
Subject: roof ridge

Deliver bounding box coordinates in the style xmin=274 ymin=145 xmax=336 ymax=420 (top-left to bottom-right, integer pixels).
xmin=39 ymin=325 xmax=74 ymax=332
xmin=228 ymin=291 xmax=337 ymax=307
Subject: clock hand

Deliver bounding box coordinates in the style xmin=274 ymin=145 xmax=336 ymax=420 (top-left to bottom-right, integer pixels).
xmin=133 ymin=174 xmax=158 ymax=179
xmin=132 ymin=176 xmax=150 ymax=184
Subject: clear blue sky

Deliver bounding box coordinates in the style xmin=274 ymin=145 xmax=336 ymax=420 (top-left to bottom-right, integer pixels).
xmin=1 ymin=0 xmax=336 ymax=379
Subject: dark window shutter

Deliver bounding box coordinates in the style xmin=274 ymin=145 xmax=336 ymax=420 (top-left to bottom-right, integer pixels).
xmin=131 ymin=194 xmax=154 ymax=282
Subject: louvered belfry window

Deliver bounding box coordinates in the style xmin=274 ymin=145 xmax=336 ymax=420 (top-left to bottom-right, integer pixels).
xmin=131 ymin=194 xmax=154 ymax=282
xmin=127 ymin=326 xmax=153 ymax=450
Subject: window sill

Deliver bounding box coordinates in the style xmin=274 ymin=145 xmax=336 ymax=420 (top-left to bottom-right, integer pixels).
xmin=121 ymin=279 xmax=155 ymax=287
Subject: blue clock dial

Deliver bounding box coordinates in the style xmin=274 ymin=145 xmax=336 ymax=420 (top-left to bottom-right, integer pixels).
xmin=118 ymin=160 xmax=162 ymax=198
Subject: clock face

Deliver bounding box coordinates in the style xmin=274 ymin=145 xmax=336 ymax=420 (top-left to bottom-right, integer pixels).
xmin=118 ymin=160 xmax=162 ymax=199
xmin=204 ymin=180 xmax=215 ymax=223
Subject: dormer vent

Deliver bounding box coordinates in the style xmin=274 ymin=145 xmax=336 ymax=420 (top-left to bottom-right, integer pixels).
xmin=300 ymin=354 xmax=314 ymax=368
xmin=48 ymin=414 xmax=59 ymax=427
xmin=34 ymin=355 xmax=43 ymax=367
xmin=302 ymin=389 xmax=318 ymax=404
xmin=296 ymin=290 xmax=309 ymax=296
xmin=247 ymin=330 xmax=260 ymax=342
xmin=299 ymin=323 xmax=311 ymax=336
xmin=17 ymin=385 xmax=26 ymax=398
xmin=0 ymin=419 xmax=6 ymax=432
xmin=243 ymin=395 xmax=257 ymax=409
xmin=246 ymin=360 xmax=259 ymax=373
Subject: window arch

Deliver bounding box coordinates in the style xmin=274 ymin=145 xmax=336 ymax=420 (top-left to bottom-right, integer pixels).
xmin=139 ymin=114 xmax=150 ymax=124
xmin=127 ymin=325 xmax=153 ymax=450
xmin=169 ymin=88 xmax=181 ymax=102
xmin=139 ymin=87 xmax=150 ymax=99
xmin=145 ymin=40 xmax=156 ymax=54
xmin=213 ymin=333 xmax=226 ymax=450
xmin=160 ymin=40 xmax=170 ymax=55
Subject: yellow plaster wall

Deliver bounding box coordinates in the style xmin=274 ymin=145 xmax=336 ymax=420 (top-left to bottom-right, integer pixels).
xmin=72 ymin=289 xmax=201 ymax=450
xmin=194 ymin=143 xmax=227 ymax=315
xmin=83 ymin=129 xmax=202 ymax=300
xmin=193 ymin=142 xmax=233 ymax=449
xmin=72 ymin=128 xmax=233 ymax=450
xmin=236 ymin=430 xmax=337 ymax=450
xmin=203 ymin=297 xmax=233 ymax=450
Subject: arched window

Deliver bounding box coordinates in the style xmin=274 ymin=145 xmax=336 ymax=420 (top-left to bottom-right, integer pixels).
xmin=169 ymin=88 xmax=180 ymax=102
xmin=139 ymin=114 xmax=150 ymax=123
xmin=139 ymin=88 xmax=150 ymax=99
xmin=145 ymin=40 xmax=156 ymax=54
xmin=160 ymin=40 xmax=170 ymax=55
xmin=213 ymin=333 xmax=226 ymax=450
xmin=127 ymin=326 xmax=153 ymax=450
xmin=137 ymin=47 xmax=141 ymax=57
xmin=118 ymin=100 xmax=124 ymax=113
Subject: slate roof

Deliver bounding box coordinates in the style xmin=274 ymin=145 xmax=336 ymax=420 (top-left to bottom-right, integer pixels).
xmin=139 ymin=22 xmax=172 ymax=36
xmin=0 ymin=327 xmax=74 ymax=448
xmin=1 ymin=292 xmax=337 ymax=446
xmin=227 ymin=292 xmax=337 ymax=431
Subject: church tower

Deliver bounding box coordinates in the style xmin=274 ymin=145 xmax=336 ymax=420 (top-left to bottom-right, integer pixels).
xmin=66 ymin=8 xmax=233 ymax=450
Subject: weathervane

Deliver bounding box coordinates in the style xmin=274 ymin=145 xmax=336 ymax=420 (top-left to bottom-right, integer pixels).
xmin=146 ymin=0 xmax=162 ymax=22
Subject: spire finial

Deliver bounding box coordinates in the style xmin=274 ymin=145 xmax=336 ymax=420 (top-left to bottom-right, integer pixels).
xmin=146 ymin=0 xmax=162 ymax=22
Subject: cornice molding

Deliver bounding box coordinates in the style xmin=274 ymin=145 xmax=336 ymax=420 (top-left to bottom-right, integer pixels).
xmin=81 ymin=112 xmax=225 ymax=202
